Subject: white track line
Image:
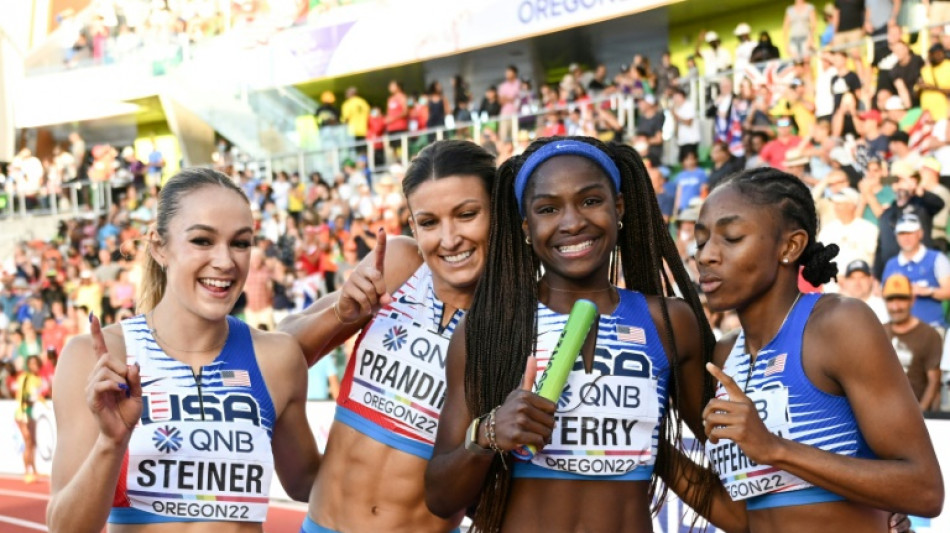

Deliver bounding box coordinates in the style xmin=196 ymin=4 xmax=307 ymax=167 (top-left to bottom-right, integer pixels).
xmin=0 ymin=488 xmax=49 ymax=501
xmin=0 ymin=515 xmax=47 ymax=531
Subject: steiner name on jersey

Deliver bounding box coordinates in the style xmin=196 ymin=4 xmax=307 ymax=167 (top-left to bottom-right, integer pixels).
xmin=347 ymin=315 xmax=450 ymax=443
xmin=129 ymin=390 xmax=273 ymax=522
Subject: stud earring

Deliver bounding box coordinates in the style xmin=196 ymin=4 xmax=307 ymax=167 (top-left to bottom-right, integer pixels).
xmin=782 ymin=257 xmax=789 ymax=264
xmin=525 ymin=236 xmax=532 ymax=245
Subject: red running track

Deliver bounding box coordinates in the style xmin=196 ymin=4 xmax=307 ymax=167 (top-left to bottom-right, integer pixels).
xmin=0 ymin=474 xmax=309 ymax=532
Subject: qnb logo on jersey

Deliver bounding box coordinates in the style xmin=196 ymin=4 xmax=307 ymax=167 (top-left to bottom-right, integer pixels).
xmin=141 ymin=392 xmax=262 ymax=427
xmin=382 ymin=325 xmax=408 ymax=351
xmin=153 ymin=425 xmax=183 ymax=453
xmin=557 ymin=384 xmax=573 ymax=410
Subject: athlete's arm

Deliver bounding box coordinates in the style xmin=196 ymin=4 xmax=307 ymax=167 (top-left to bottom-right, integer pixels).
xmin=704 ymin=297 xmax=944 ymax=517
xmin=47 ymin=318 xmax=142 ymax=533
xmin=262 ymin=332 xmax=321 ymax=502
xmin=662 ymin=325 xmax=749 ymax=533
xmin=277 ymin=233 xmax=421 ymax=365
xmin=425 ymin=319 xmax=555 ymax=518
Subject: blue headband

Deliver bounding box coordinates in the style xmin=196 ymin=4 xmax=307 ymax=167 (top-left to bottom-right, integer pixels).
xmin=514 ymin=140 xmax=622 ymax=215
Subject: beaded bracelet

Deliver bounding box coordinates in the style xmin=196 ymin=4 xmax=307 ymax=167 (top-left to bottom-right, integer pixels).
xmin=487 ymin=406 xmax=507 ymax=469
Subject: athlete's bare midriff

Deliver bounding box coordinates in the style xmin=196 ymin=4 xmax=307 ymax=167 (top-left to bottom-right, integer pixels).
xmin=502 ymin=478 xmax=655 ymax=532
xmin=111 ymin=522 xmax=263 ymax=532
xmin=748 ymin=500 xmax=889 ymax=533
xmin=310 ymin=422 xmax=462 ymax=533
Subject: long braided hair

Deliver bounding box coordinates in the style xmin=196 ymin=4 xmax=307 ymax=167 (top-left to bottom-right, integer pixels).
xmin=464 ymin=136 xmax=717 ymax=531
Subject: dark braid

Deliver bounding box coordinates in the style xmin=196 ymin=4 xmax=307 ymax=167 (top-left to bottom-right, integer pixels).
xmin=464 ymin=137 xmax=716 ymax=531
xmin=724 ymin=168 xmax=840 ymax=286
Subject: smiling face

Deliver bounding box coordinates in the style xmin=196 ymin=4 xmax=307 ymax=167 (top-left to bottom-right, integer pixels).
xmin=522 ymin=155 xmax=623 ymax=288
xmin=408 ymin=175 xmax=491 ymax=297
xmin=694 ymin=186 xmax=787 ymax=312
xmin=151 ymin=186 xmax=254 ymax=322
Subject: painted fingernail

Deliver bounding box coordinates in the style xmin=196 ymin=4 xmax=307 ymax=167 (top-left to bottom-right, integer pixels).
xmin=118 ymin=383 xmax=130 ymax=398
xmin=89 ymin=311 xmax=94 ymax=323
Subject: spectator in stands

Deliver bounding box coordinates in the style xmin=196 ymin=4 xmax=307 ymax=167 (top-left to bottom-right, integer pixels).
xmin=875 ymin=169 xmax=945 ymax=278
xmin=890 ymin=131 xmax=922 ymax=169
xmin=498 ymin=65 xmax=521 ymax=138
xmin=918 ymin=44 xmax=950 ymax=122
xmin=888 ymin=40 xmax=925 ymax=109
xmin=744 ymin=131 xmax=770 ymax=169
xmin=830 ymin=50 xmax=862 ymax=137
xmin=865 ymin=0 xmax=901 ymax=66
xmin=784 ymin=0 xmax=818 ymax=60
xmin=386 ymin=80 xmax=410 ymax=152
xmin=831 ymin=0 xmax=867 ymax=59
xmin=818 ymin=187 xmax=880 ymax=267
xmin=733 ymin=23 xmax=756 ymax=85
xmin=760 ymin=116 xmax=802 ymax=170
xmin=785 ymin=77 xmax=817 ymax=138
xmin=635 ymin=94 xmax=664 ymax=165
xmin=695 ymin=30 xmax=732 ymax=78
xmin=145 ymin=139 xmax=164 ymax=192
xmin=883 ymin=214 xmax=950 ymax=330
xmin=13 ymin=355 xmax=46 ymax=483
xmin=672 ymin=151 xmax=708 ymax=217
xmin=749 ymin=31 xmax=781 ymax=63
xmin=857 ymin=157 xmax=895 ymax=223
xmin=708 ymin=141 xmax=744 ymax=191
xmin=839 ymin=259 xmax=889 ymax=321
xmin=671 ymin=86 xmax=700 ymax=161
xmin=341 ymin=87 xmax=370 ymax=142
xmin=919 ymin=158 xmax=950 ymax=251
xmin=883 ymin=273 xmax=944 ymax=411
xmin=315 ymin=91 xmax=340 ymax=127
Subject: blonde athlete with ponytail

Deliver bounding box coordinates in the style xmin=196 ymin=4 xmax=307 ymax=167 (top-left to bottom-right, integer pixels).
xmin=48 ymin=168 xmax=320 ymax=533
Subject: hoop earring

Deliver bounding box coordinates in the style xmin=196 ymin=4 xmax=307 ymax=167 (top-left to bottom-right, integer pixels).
xmin=617 ymin=221 xmax=624 ymax=230
xmin=525 ymin=236 xmax=532 ymax=245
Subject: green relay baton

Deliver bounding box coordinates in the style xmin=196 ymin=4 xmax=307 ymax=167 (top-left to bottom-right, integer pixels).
xmin=512 ymin=298 xmax=599 ymax=461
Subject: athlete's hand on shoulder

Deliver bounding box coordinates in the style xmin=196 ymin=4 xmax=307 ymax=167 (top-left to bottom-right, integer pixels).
xmin=86 ymin=315 xmax=142 ymax=446
xmin=703 ymin=362 xmax=780 ymax=465
xmin=336 ymin=228 xmax=392 ymax=323
xmin=490 ymin=356 xmax=556 ymax=452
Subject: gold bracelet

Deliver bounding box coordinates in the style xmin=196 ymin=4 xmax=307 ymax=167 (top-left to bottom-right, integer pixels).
xmin=332 ymin=300 xmax=362 ymax=325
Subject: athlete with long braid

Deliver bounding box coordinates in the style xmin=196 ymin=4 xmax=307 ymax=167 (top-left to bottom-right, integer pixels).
xmin=278 ymin=140 xmax=496 ymax=532
xmin=689 ymin=168 xmax=943 ymax=532
xmin=426 ymin=136 xmax=717 ymax=532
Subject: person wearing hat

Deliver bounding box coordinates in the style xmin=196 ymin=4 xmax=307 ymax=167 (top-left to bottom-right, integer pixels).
xmin=818 ymin=187 xmax=880 ymax=269
xmin=759 ymin=115 xmax=802 ymax=171
xmin=874 ymin=167 xmax=946 ymax=278
xmin=918 ymin=44 xmax=950 ymax=121
xmin=315 ymin=90 xmax=340 ymax=127
xmin=838 ymin=259 xmax=889 ymax=322
xmin=784 ymin=0 xmax=817 ymax=60
xmin=733 ymin=22 xmax=757 ymax=85
xmin=695 ymin=29 xmax=732 ymax=78
xmin=882 ymin=214 xmax=950 ymax=329
xmin=882 ymin=273 xmax=944 ymax=411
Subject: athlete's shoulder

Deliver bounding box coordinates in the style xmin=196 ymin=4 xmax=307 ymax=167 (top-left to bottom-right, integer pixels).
xmin=809 ymin=293 xmax=880 ymax=331
xmin=250 ymin=329 xmax=305 ymax=369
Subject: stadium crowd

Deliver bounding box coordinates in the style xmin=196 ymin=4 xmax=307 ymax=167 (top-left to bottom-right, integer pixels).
xmin=4 ymin=0 xmax=950 ymax=418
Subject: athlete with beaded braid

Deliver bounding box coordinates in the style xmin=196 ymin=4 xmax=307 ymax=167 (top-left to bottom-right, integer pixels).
xmin=425 ymin=136 xmax=718 ymax=532
xmin=690 ymin=168 xmax=943 ymax=532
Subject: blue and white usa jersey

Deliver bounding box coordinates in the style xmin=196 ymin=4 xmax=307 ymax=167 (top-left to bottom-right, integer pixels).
xmin=706 ymin=293 xmax=875 ymax=510
xmin=336 ymin=263 xmax=464 ymax=459
xmin=512 ymin=289 xmax=670 ymax=481
xmin=109 ymin=315 xmax=276 ymax=524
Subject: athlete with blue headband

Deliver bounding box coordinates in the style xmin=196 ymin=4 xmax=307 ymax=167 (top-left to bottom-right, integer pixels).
xmin=426 ymin=136 xmax=719 ymax=532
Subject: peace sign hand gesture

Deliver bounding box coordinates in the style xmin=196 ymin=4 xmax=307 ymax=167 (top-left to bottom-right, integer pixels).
xmin=85 ymin=315 xmax=142 ymax=446
xmin=702 ymin=363 xmax=781 ymax=465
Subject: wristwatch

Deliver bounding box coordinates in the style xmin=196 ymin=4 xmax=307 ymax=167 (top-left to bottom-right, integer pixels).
xmin=464 ymin=416 xmax=494 ymax=455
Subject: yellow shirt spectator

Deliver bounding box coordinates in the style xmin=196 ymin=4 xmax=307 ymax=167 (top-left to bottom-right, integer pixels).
xmin=341 ymin=88 xmax=370 ymax=138
xmin=74 ymin=272 xmax=103 ymax=318
xmin=919 ymin=49 xmax=950 ymax=122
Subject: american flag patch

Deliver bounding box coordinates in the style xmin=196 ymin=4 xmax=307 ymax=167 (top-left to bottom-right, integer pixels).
xmin=764 ymin=354 xmax=787 ymax=376
xmin=221 ymin=370 xmax=251 ymax=387
xmin=616 ymin=325 xmax=646 ymax=344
